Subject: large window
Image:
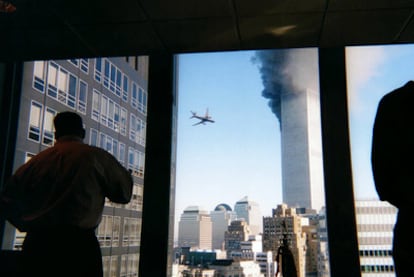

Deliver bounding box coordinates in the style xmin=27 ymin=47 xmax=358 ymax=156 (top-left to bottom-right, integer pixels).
xmin=28 ymin=101 xmax=43 ymax=142
xmin=43 ymin=107 xmax=56 ymax=146
xmin=346 ymin=45 xmax=414 ymax=277
xmin=2 ymin=57 xmax=148 ymax=277
xmin=174 ymin=49 xmax=327 ymax=277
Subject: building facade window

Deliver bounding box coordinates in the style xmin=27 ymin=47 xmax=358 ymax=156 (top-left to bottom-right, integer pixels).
xmin=119 ymin=143 xmax=126 ymax=165
xmin=127 ymin=147 xmax=145 ymax=178
xmin=43 ymin=107 xmax=56 ymax=146
xmin=122 ymin=217 xmax=141 ymax=247
xmin=33 ymin=61 xmax=46 ymax=92
xmin=28 ymin=101 xmax=43 ymax=142
xmin=68 ymin=59 xmax=79 ymax=67
xmin=129 ymin=114 xmax=146 ymax=146
xmin=80 ymin=58 xmax=89 ymax=74
xmin=35 ymin=62 xmax=88 ymax=114
xmin=95 ymin=58 xmax=102 ymax=83
xmin=90 ymin=128 xmax=99 ymax=146
xmin=137 ymin=87 xmax=147 ymax=115
xmin=120 ymin=254 xmax=139 ymax=277
xmin=122 ymin=75 xmax=129 ymax=102
xmin=92 ymin=89 xmax=101 ymax=121
xmin=120 ymin=108 xmax=127 ymax=136
xmin=47 ymin=62 xmax=58 ymax=98
xmin=91 ymin=89 xmax=128 ymax=136
xmin=97 ymin=215 xmax=121 ymax=248
xmin=68 ymin=74 xmax=77 ymax=108
xmin=131 ymin=82 xmax=138 ymax=110
xmin=126 ymin=184 xmax=143 ymax=212
xmin=78 ymin=80 xmax=87 ymax=114
xmin=103 ymin=255 xmax=119 ymax=277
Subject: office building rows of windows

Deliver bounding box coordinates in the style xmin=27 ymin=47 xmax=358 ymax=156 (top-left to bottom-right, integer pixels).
xmin=97 ymin=215 xmax=141 ymax=248
xmin=103 ymin=253 xmax=139 ymax=277
xmin=94 ymin=57 xmax=147 ymax=115
xmin=32 ymin=60 xmax=147 ymax=149
xmin=360 ymin=265 xmax=394 ymax=273
xmin=33 ymin=61 xmax=88 ymax=115
xmin=34 ymin=58 xmax=147 ymax=116
xmin=28 ymin=101 xmax=146 ymax=179
xmin=359 ymin=249 xmax=392 ymax=257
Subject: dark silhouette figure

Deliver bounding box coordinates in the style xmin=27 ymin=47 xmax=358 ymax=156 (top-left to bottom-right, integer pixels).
xmin=0 ymin=111 xmax=133 ymax=276
xmin=371 ymin=81 xmax=414 ymax=277
xmin=275 ymin=220 xmax=298 ymax=277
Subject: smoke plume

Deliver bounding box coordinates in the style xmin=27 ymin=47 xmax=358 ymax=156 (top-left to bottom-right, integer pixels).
xmin=253 ymin=49 xmax=319 ymax=127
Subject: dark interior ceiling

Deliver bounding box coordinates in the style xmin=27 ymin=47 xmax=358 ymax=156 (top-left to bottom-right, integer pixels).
xmin=2 ymin=0 xmax=414 ymax=61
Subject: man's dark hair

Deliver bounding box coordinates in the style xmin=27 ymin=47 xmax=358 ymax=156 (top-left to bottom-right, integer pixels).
xmin=54 ymin=111 xmax=85 ymax=139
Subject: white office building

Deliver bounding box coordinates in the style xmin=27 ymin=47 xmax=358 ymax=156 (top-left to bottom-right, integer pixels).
xmin=356 ymin=200 xmax=397 ymax=277
xmin=281 ymin=88 xmax=325 ymax=211
xmin=234 ymin=196 xmax=263 ymax=235
xmin=178 ymin=206 xmax=212 ymax=250
xmin=210 ymin=203 xmax=237 ymax=250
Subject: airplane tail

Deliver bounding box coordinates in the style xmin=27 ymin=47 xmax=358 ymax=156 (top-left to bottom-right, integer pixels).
xmin=190 ymin=111 xmax=197 ymax=118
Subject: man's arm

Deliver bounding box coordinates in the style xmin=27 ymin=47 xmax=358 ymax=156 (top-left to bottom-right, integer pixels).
xmin=102 ymin=153 xmax=134 ymax=204
xmin=371 ymin=96 xmax=398 ymax=206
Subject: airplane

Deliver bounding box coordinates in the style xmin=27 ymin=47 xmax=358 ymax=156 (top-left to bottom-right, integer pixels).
xmin=190 ymin=109 xmax=215 ymax=126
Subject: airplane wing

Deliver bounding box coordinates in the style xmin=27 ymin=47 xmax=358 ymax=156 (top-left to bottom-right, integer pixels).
xmin=192 ymin=121 xmax=204 ymax=126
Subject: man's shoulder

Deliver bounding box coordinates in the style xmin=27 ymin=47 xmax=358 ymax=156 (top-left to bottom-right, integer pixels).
xmin=383 ymin=81 xmax=414 ymax=101
xmin=82 ymin=144 xmax=119 ymax=161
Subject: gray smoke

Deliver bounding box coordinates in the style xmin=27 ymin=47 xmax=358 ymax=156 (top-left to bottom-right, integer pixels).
xmin=253 ymin=49 xmax=319 ymax=128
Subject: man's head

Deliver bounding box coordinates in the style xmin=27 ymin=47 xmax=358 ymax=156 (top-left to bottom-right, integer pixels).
xmin=54 ymin=111 xmax=85 ymax=139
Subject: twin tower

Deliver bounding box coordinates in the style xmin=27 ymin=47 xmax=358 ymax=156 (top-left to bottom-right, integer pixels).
xmin=280 ymin=87 xmax=325 ymax=212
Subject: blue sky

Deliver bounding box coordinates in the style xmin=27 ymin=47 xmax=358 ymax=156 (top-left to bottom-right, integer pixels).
xmin=174 ymin=45 xmax=414 ymax=226
xmin=175 ymin=51 xmax=281 ymax=219
xmin=347 ymin=44 xmax=414 ymax=198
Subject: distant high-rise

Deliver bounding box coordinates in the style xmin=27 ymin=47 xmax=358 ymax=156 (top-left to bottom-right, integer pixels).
xmin=263 ymin=204 xmax=307 ymax=277
xmin=210 ymin=204 xmax=237 ymax=250
xmin=234 ymin=196 xmax=263 ymax=235
xmin=224 ymin=219 xmax=250 ymax=257
xmin=281 ymin=88 xmax=325 ymax=211
xmin=178 ymin=206 xmax=212 ymax=250
xmin=255 ymin=50 xmax=324 ymax=211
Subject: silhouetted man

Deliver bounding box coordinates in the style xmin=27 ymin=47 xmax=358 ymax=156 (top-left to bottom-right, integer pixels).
xmin=372 ymin=81 xmax=414 ymax=277
xmin=0 ymin=111 xmax=133 ymax=276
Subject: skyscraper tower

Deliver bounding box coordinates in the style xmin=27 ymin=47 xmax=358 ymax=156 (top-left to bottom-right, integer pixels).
xmin=178 ymin=206 xmax=212 ymax=250
xmin=255 ymin=49 xmax=324 ymax=212
xmin=210 ymin=203 xmax=237 ymax=250
xmin=234 ymin=196 xmax=263 ymax=235
xmin=280 ymin=88 xmax=324 ymax=211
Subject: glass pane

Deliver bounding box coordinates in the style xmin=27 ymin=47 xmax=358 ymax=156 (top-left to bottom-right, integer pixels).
xmin=346 ymin=45 xmax=414 ymax=277
xmin=33 ymin=61 xmax=44 ymax=79
xmin=174 ymin=49 xmax=328 ymax=277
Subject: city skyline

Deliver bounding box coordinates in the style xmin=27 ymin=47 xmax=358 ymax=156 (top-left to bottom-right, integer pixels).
xmin=175 ymin=44 xmax=414 ymax=227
